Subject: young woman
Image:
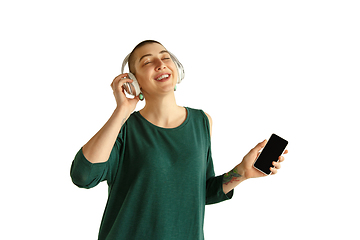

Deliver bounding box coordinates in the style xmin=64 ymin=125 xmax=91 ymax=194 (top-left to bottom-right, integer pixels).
xmin=70 ymin=40 xmax=288 ymax=240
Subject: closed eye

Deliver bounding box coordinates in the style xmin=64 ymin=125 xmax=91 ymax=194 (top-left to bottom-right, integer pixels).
xmin=143 ymin=57 xmax=170 ymax=66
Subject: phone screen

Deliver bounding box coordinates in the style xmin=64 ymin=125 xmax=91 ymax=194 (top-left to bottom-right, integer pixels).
xmin=253 ymin=134 xmax=288 ymax=175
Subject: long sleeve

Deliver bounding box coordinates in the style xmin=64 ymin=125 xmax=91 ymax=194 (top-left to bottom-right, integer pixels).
xmin=200 ymin=110 xmax=234 ymax=205
xmin=205 ymin=147 xmax=234 ymax=205
xmin=70 ymin=148 xmax=109 ymax=189
xmin=70 ymin=127 xmax=125 ymax=189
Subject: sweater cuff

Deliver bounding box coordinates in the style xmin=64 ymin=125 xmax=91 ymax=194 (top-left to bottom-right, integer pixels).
xmin=206 ymin=174 xmax=234 ymax=205
xmin=70 ymin=148 xmax=107 ymax=189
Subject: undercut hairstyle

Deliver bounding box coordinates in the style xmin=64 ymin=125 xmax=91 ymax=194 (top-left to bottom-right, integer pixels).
xmin=128 ymin=40 xmax=164 ymax=73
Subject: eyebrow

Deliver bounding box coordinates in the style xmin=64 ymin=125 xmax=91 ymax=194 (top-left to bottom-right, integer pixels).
xmin=138 ymin=50 xmax=169 ymax=63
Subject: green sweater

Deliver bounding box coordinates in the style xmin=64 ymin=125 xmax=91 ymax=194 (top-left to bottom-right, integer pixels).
xmin=70 ymin=107 xmax=233 ymax=239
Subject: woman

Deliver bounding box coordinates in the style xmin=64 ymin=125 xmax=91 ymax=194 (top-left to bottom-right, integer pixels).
xmin=70 ymin=40 xmax=288 ymax=240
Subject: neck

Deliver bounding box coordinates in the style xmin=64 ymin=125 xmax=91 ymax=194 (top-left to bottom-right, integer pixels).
xmin=139 ymin=93 xmax=186 ymax=128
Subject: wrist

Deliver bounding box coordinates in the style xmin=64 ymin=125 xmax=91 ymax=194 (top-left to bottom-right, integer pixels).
xmin=222 ymin=165 xmax=246 ymax=194
xmin=114 ymin=106 xmax=131 ymax=118
xmin=111 ymin=107 xmax=131 ymax=129
xmin=236 ymin=163 xmax=249 ymax=180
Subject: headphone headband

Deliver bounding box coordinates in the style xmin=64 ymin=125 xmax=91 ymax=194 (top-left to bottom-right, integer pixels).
xmin=121 ymin=53 xmax=131 ymax=74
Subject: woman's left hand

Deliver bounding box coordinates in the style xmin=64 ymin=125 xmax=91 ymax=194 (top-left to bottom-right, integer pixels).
xmin=238 ymin=140 xmax=288 ymax=179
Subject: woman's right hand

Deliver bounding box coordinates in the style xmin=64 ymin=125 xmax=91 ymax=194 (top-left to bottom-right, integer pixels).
xmin=81 ymin=73 xmax=139 ymax=164
xmin=111 ymin=73 xmax=140 ymax=115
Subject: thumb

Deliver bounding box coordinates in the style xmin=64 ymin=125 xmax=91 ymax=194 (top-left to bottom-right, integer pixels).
xmin=252 ymin=139 xmax=267 ymax=152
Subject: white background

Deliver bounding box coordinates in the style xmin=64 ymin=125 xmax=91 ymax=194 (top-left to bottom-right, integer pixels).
xmin=1 ymin=0 xmax=359 ymax=239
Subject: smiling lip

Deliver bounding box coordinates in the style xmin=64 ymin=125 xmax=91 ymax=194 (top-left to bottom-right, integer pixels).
xmin=154 ymin=73 xmax=171 ymax=82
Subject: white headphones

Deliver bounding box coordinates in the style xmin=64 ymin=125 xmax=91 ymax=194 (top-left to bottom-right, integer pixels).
xmin=121 ymin=51 xmax=185 ymax=97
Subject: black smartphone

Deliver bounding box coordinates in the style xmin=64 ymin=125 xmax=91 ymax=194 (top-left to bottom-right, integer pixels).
xmin=253 ymin=134 xmax=288 ymax=175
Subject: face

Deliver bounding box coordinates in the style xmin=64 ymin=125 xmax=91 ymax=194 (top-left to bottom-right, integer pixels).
xmin=132 ymin=43 xmax=178 ymax=97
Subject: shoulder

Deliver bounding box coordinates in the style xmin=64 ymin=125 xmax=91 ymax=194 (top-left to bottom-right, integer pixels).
xmin=204 ymin=112 xmax=212 ymax=137
xmin=203 ymin=112 xmax=212 ymax=126
xmin=187 ymin=107 xmax=213 ymax=137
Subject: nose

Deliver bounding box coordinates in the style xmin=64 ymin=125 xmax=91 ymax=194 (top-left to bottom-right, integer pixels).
xmin=155 ymin=58 xmax=167 ymax=71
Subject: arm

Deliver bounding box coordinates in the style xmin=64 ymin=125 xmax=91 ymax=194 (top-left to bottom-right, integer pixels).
xmin=82 ymin=74 xmax=139 ymax=163
xmin=204 ymin=112 xmax=288 ymax=195
xmin=82 ymin=107 xmax=129 ymax=163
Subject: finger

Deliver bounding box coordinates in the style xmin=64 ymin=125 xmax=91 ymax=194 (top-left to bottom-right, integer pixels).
xmin=113 ymin=74 xmax=131 ymax=84
xmin=253 ymin=139 xmax=267 ymax=152
xmin=114 ymin=73 xmax=129 ymax=80
xmin=112 ymin=74 xmax=130 ymax=85
xmin=272 ymin=161 xmax=281 ymax=169
xmin=111 ymin=78 xmax=133 ymax=91
xmin=270 ymin=167 xmax=278 ymax=175
xmin=283 ymin=149 xmax=289 ymax=154
xmin=278 ymin=155 xmax=285 ymax=162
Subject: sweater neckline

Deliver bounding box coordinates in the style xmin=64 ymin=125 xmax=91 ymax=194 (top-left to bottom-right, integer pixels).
xmin=135 ymin=107 xmax=190 ymax=131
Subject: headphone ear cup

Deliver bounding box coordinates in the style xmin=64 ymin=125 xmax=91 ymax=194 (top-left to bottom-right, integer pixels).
xmin=127 ymin=72 xmax=141 ymax=97
xmin=175 ymin=62 xmax=185 ymax=84
xmin=121 ymin=53 xmax=141 ymax=97
xmin=169 ymin=52 xmax=185 ymax=84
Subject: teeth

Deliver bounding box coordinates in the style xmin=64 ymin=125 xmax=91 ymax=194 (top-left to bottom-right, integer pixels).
xmin=156 ymin=74 xmax=169 ymax=81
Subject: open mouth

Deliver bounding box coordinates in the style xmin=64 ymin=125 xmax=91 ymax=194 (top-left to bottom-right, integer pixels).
xmin=155 ymin=73 xmax=171 ymax=82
